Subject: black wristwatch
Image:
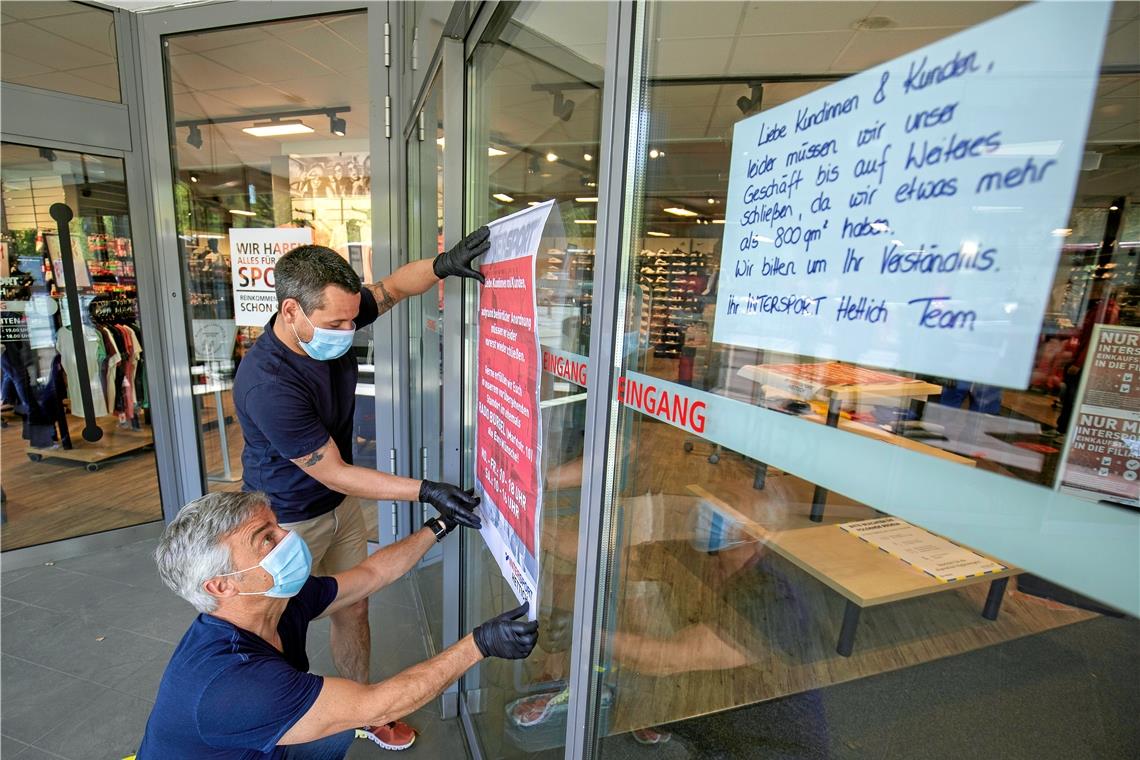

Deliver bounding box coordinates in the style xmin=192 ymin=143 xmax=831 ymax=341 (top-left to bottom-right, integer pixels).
xmin=424 ymin=516 xmax=449 ymax=543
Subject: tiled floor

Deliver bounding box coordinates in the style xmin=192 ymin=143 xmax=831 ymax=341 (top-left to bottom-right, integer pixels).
xmin=0 ymin=538 xmax=467 ymax=760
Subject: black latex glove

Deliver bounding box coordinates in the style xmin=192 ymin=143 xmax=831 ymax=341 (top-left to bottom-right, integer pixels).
xmin=433 ymin=226 xmax=491 ymax=284
xmin=473 ymin=602 xmax=539 ymax=660
xmin=419 ymin=479 xmax=482 ymax=531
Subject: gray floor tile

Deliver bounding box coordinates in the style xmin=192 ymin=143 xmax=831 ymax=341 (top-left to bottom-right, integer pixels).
xmin=0 ymin=656 xmax=107 ymax=745
xmin=10 ymin=745 xmax=71 ymax=760
xmin=1 ymin=604 xmax=174 ymax=696
xmin=53 ymin=540 xmax=165 ymax=592
xmin=2 ymin=598 xmax=30 ymax=618
xmin=1 ymin=566 xmax=135 ymax=618
xmin=82 ymin=584 xmax=197 ymax=646
xmin=2 ymin=732 xmax=32 ymax=756
xmin=32 ymin=685 xmax=153 ymax=760
xmin=0 ymin=567 xmax=40 ymax=586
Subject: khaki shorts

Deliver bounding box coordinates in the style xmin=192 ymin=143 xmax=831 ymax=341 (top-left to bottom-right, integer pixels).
xmin=281 ymin=497 xmax=368 ymax=576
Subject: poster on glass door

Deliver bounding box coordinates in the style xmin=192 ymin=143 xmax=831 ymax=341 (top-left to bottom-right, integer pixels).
xmin=474 ymin=200 xmax=553 ymax=618
xmin=230 ymin=227 xmax=312 ymax=327
xmin=713 ymin=1 xmax=1111 ymax=388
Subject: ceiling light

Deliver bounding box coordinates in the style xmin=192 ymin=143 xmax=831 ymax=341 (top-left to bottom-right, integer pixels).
xmin=492 ymin=193 xmax=514 ymax=203
xmin=576 ymin=197 xmax=598 ymax=203
xmin=664 ymin=207 xmax=698 ymax=217
xmin=186 ymin=124 xmax=203 ymax=149
xmin=583 ymin=153 xmax=593 ymax=162
xmin=242 ymin=119 xmax=313 ymax=137
xmin=712 ymin=219 xmax=726 ymax=224
xmin=647 ymin=231 xmax=668 ymax=237
xmin=488 ymin=146 xmax=507 ymax=157
xmin=527 ymin=201 xmax=541 ymax=206
xmin=189 ymin=173 xmax=199 ymax=183
xmin=329 ymin=114 xmax=346 ymax=136
xmin=649 ymin=149 xmax=664 ymax=159
xmin=546 ymin=152 xmax=559 ymax=162
xmin=1109 ymin=205 xmax=1120 ymax=211
xmin=574 ymin=219 xmax=597 ymax=225
xmin=707 ymin=198 xmax=717 ymax=205
xmin=229 ymin=209 xmax=256 ymax=217
xmin=1051 ymin=228 xmax=1073 ymax=237
xmin=437 ymin=137 xmax=446 ymax=147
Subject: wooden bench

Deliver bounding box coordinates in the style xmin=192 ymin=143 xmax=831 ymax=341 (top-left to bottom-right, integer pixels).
xmin=687 ymin=485 xmax=1019 ymax=656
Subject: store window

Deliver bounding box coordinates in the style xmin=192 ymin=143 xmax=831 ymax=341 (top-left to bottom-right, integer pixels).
xmin=163 ymin=12 xmax=376 ymax=530
xmin=1 ymin=1 xmax=121 ymax=103
xmin=1 ymin=142 xmax=161 ymax=550
xmin=463 ymin=1 xmax=609 ymax=755
xmin=590 ymin=1 xmax=1139 ymax=756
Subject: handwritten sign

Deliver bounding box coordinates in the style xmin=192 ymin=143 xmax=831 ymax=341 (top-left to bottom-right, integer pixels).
xmin=714 ymin=2 xmax=1111 ymax=388
xmin=475 ymin=200 xmax=553 ymax=618
xmin=229 ymin=228 xmax=312 ymax=327
xmin=1060 ymin=325 xmax=1140 ymax=507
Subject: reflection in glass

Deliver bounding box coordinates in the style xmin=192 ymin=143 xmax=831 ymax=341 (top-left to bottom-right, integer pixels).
xmin=594 ymin=1 xmax=1139 ymax=757
xmin=0 ymin=1 xmax=121 ymax=102
xmin=1 ymin=143 xmax=161 ymax=550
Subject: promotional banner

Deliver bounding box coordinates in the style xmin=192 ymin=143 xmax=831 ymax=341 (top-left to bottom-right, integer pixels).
xmin=229 ymin=227 xmax=312 ymax=327
xmin=714 ymin=1 xmax=1111 ymax=388
xmin=1060 ymin=325 xmax=1140 ymax=507
xmin=475 ymin=200 xmax=553 ymax=616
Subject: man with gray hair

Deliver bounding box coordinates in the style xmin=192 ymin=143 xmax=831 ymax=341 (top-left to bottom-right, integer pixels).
xmin=137 ymin=491 xmax=536 ymax=759
xmin=233 ymin=227 xmax=489 ymax=749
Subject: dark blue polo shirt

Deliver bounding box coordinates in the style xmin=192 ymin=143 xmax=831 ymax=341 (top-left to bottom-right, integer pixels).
xmin=234 ymin=288 xmax=380 ymax=524
xmin=137 ymin=576 xmax=338 ymax=759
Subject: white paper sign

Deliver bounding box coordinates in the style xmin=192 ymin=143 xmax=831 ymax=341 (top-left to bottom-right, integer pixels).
xmin=229 ymin=228 xmax=312 ymax=327
xmin=840 ymin=517 xmax=1006 ymax=582
xmin=715 ymin=1 xmax=1111 ymax=388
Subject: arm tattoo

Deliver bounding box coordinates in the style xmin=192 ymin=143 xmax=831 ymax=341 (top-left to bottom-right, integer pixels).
xmin=370 ymin=280 xmax=397 ymax=315
xmin=295 ymin=445 xmax=326 ymax=468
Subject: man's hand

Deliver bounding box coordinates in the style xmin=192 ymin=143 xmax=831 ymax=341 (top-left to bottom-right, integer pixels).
xmin=419 ymin=480 xmax=482 ymax=531
xmin=433 ymin=226 xmax=490 ymax=283
xmin=473 ymin=602 xmax=539 ymax=660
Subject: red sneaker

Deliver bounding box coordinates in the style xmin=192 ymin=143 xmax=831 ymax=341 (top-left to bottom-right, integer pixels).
xmin=357 ymin=721 xmax=417 ymax=751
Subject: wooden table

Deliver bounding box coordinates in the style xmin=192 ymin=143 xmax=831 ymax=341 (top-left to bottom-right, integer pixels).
xmin=687 ymin=484 xmax=1019 ymax=656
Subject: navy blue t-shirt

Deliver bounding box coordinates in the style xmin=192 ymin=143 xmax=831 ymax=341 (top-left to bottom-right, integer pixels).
xmin=137 ymin=576 xmax=339 ymax=759
xmin=234 ymin=288 xmax=380 ymax=523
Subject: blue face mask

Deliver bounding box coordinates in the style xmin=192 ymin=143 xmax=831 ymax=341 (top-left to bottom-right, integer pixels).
xmin=221 ymin=530 xmax=312 ymax=598
xmin=291 ymin=309 xmax=355 ymax=361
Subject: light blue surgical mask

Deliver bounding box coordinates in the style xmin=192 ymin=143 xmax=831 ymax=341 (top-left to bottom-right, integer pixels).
xmin=291 ymin=309 xmax=355 ymax=361
xmin=221 ymin=530 xmax=312 ymax=598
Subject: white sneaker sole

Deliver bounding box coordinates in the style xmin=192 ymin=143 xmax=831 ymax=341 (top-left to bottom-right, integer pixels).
xmin=356 ymin=728 xmax=416 ymax=751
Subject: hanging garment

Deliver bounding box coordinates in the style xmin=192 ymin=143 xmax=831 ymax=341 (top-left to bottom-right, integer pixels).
xmin=97 ymin=326 xmax=121 ymax=413
xmin=56 ymin=325 xmax=109 ymax=418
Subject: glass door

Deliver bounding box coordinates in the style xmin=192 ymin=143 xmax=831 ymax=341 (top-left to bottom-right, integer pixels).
xmin=162 ymin=11 xmax=377 ymax=527
xmin=0 ymin=143 xmax=163 ymax=550
xmin=406 ymin=74 xmax=447 ymax=653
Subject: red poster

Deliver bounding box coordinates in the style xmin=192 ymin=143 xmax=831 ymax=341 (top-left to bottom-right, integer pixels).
xmin=474 ymin=201 xmax=553 ymax=612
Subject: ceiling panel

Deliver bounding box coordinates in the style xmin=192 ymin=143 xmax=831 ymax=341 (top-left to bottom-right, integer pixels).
xmin=1103 ymin=16 xmax=1140 ymax=67
xmin=1 ymin=22 xmax=114 ymax=70
xmin=28 ymin=7 xmax=116 ymax=53
xmin=830 ymin=27 xmax=961 ymax=71
xmin=2 ymin=2 xmax=90 ymax=21
xmin=205 ymin=39 xmax=335 ymax=83
xmin=167 ymin=52 xmax=261 ymax=91
xmin=868 ymin=1 xmax=1022 ymax=29
xmin=738 ymin=1 xmax=878 ymax=35
xmin=726 ymin=31 xmax=855 ymax=76
xmin=5 ymin=70 xmax=118 ymax=102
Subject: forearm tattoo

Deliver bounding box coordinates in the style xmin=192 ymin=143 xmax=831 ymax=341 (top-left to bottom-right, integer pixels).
xmin=370 ymin=280 xmax=397 ymax=315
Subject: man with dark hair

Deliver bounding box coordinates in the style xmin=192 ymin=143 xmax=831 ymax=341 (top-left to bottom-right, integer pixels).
xmin=138 ymin=491 xmax=537 ymax=759
xmin=232 ymin=228 xmax=489 ymax=750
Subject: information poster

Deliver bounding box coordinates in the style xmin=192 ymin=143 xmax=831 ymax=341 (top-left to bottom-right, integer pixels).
xmin=714 ymin=1 xmax=1111 ymax=388
xmin=1060 ymin=325 xmax=1140 ymax=507
xmin=230 ymin=228 xmax=312 ymax=327
xmin=474 ymin=200 xmax=553 ymax=616
xmin=840 ymin=517 xmax=1006 ymax=582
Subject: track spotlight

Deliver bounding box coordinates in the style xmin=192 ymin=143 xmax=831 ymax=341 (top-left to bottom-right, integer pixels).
xmin=737 ymin=83 xmax=764 ymax=115
xmin=329 ymin=114 xmax=347 ymax=136
xmin=187 ymin=124 xmax=203 ymax=149
xmin=38 ymin=147 xmax=58 ymax=162
xmin=552 ymin=91 xmax=575 ymax=121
